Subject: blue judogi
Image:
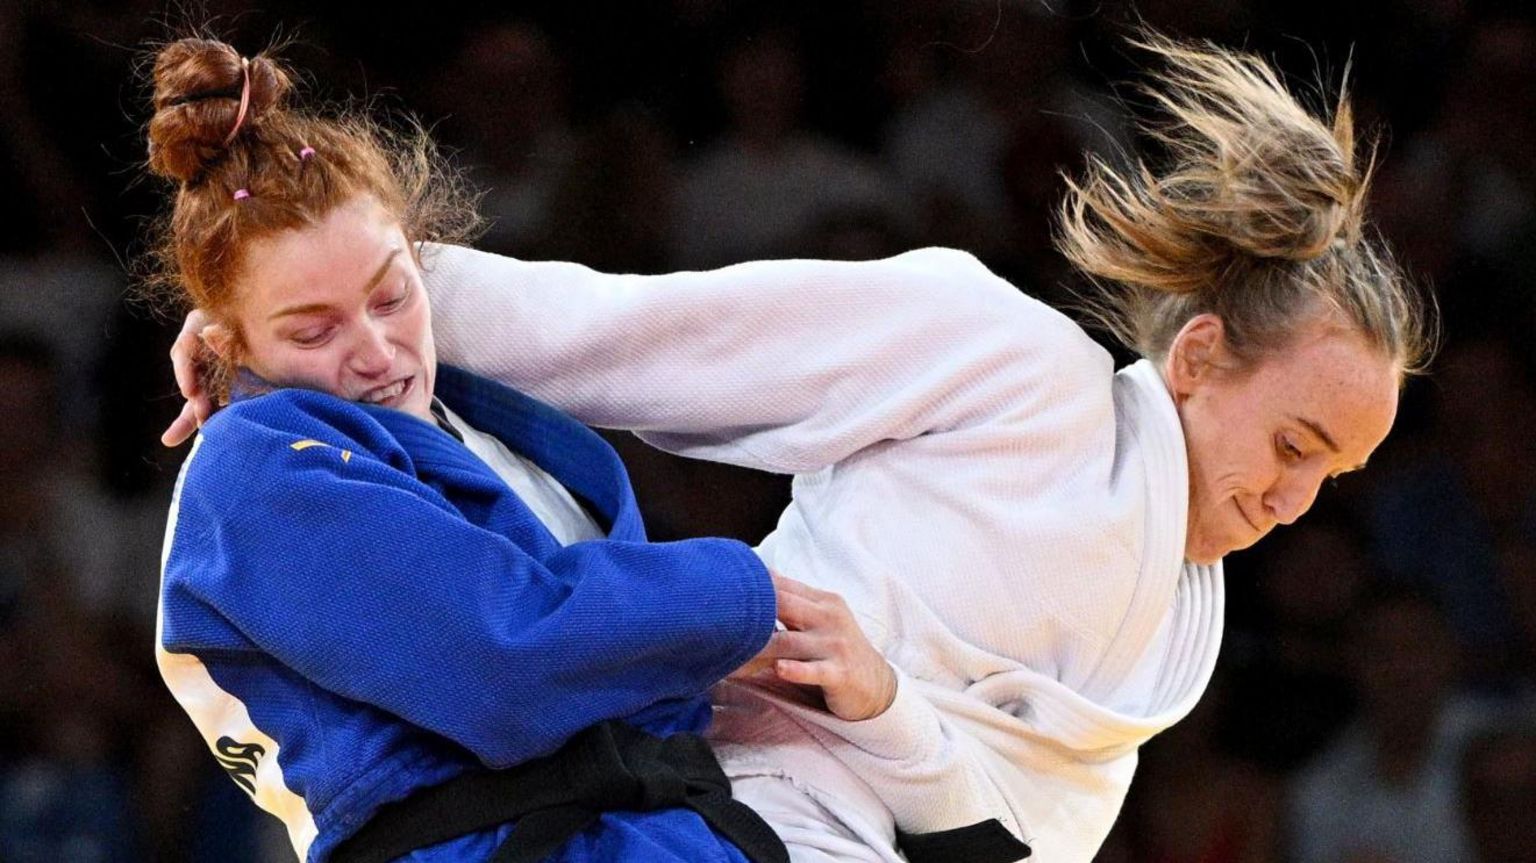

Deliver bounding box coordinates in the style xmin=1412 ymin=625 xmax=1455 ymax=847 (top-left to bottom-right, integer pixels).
xmin=157 ymin=366 xmax=777 ymax=862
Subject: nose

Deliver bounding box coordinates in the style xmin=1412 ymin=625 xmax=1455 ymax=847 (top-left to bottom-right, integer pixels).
xmin=1263 ymin=471 xmax=1322 ymax=526
xmin=348 ymin=321 xmax=394 ymax=378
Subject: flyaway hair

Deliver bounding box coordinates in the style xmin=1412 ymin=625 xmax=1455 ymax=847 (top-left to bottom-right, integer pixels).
xmin=1056 ymin=32 xmax=1434 ymax=374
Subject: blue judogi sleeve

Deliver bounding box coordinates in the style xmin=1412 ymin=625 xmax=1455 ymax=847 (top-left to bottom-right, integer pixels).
xmin=163 ymin=388 xmax=776 ymax=770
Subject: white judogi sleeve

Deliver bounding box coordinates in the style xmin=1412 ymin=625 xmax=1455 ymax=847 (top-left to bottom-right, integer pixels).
xmin=419 ymin=243 xmax=1096 ymax=843
xmin=751 ymin=667 xmax=1025 ymax=841
xmin=421 ymin=243 xmax=1089 ymax=476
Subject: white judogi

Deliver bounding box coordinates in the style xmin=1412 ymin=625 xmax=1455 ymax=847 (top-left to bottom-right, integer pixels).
xmin=421 ymin=245 xmax=1225 ymax=863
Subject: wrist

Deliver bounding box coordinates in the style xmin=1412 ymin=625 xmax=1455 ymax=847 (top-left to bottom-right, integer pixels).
xmin=848 ymin=661 xmax=898 ymax=722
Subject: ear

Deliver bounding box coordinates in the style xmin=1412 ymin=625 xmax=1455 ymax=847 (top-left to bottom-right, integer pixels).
xmin=1164 ymin=314 xmax=1229 ymax=400
xmin=200 ymin=322 xmax=238 ymax=364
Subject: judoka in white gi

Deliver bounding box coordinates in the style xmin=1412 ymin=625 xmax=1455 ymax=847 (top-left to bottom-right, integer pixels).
xmin=163 ymin=36 xmax=1433 ymax=863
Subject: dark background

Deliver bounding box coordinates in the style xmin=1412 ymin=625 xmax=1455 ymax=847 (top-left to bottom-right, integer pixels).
xmin=2 ymin=1 xmax=1534 ymax=860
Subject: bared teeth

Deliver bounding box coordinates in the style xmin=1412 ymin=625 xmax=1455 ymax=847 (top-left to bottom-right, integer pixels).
xmin=363 ymin=379 xmax=406 ymax=403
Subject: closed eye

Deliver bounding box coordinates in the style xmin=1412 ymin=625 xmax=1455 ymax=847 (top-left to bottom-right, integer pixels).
xmin=290 ymin=326 xmax=335 ymax=347
xmin=1278 ymin=434 xmax=1304 ymax=462
xmin=375 ymin=282 xmax=411 ymax=314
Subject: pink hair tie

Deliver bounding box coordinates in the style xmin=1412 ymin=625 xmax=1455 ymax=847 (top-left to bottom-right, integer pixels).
xmin=233 ymin=188 xmax=251 ymax=201
xmin=222 ymin=56 xmax=252 ymax=146
xmin=298 ymin=146 xmax=316 ymax=160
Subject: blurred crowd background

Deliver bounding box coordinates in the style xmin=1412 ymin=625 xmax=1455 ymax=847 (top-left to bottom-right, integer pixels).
xmin=2 ymin=1 xmax=1535 ymax=860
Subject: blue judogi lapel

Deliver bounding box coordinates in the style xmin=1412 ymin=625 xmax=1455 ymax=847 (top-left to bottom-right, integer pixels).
xmin=228 ymin=364 xmax=646 ymax=544
xmin=425 ymin=364 xmax=644 ymax=541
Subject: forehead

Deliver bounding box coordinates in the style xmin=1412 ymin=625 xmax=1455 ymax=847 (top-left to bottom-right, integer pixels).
xmin=237 ymin=197 xmax=406 ymax=309
xmin=1245 ymin=325 xmax=1400 ymax=455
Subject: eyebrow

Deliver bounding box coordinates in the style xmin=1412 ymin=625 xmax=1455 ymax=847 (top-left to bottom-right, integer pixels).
xmin=1295 ymin=415 xmax=1368 ymax=474
xmin=1295 ymin=416 xmax=1340 ymax=454
xmin=267 ymin=248 xmax=403 ymax=321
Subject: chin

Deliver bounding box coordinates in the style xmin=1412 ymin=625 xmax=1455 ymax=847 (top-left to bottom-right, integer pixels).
xmin=1191 ymin=532 xmax=1267 ymax=564
xmin=404 ymin=395 xmax=435 ymax=422
xmin=1185 ymin=533 xmax=1242 ymax=565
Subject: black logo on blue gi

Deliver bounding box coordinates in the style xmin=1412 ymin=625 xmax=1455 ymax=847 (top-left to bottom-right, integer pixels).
xmin=215 ymin=736 xmax=265 ymax=795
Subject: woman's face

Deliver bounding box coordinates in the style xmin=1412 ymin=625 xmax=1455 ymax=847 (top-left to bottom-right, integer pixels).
xmin=1167 ymin=315 xmax=1399 ymax=564
xmin=228 ymin=195 xmax=436 ymax=421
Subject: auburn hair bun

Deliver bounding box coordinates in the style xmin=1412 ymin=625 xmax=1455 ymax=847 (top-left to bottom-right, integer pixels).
xmin=147 ymin=38 xmax=292 ymax=184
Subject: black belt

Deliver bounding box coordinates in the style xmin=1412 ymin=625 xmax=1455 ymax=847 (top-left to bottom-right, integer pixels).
xmin=900 ymin=820 xmax=1032 ymax=862
xmin=330 ymin=721 xmax=788 ymax=863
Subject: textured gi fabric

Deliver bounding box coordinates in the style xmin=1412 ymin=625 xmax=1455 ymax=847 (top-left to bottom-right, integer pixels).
xmin=422 ymin=245 xmax=1226 ymax=863
xmin=157 ymin=366 xmax=777 ymax=862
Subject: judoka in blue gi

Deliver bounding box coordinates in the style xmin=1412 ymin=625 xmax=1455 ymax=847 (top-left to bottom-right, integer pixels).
xmin=159 ymin=361 xmax=782 ymax=862
xmin=144 ymin=36 xmax=896 ymax=863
